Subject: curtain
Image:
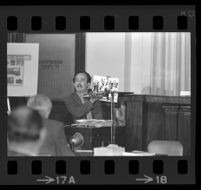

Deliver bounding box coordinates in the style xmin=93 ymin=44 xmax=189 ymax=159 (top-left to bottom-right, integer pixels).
xmin=126 ymin=32 xmax=191 ymax=96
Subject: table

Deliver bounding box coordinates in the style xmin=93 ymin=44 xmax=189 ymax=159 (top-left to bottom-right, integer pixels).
xmin=64 ymin=126 xmax=126 ymax=151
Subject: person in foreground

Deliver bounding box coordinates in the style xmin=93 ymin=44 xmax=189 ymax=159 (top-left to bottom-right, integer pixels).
xmin=27 ymin=94 xmax=75 ymax=156
xmin=64 ymin=71 xmax=103 ymax=122
xmin=7 ymin=106 xmax=46 ymax=156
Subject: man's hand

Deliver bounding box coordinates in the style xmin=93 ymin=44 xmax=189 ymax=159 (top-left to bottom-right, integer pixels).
xmin=89 ymin=92 xmax=104 ymax=104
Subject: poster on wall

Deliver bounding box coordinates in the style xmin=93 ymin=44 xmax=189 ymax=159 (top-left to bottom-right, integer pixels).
xmin=91 ymin=75 xmax=119 ymax=103
xmin=7 ymin=43 xmax=39 ymax=97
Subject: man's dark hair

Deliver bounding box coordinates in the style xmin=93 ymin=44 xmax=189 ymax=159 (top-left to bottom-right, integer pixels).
xmin=73 ymin=71 xmax=91 ymax=83
xmin=7 ymin=106 xmax=43 ymax=143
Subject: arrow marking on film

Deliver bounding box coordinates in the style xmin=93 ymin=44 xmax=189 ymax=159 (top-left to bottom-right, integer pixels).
xmin=36 ymin=176 xmax=55 ymax=184
xmin=136 ymin=175 xmax=153 ymax=184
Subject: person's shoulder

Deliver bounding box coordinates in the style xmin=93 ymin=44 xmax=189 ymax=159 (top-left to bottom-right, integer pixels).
xmin=64 ymin=92 xmax=80 ymax=106
xmin=67 ymin=92 xmax=74 ymax=98
xmin=63 ymin=92 xmax=76 ymax=102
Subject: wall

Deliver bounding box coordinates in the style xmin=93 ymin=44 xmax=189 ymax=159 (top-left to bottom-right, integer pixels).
xmin=26 ymin=34 xmax=75 ymax=99
xmin=85 ymin=33 xmax=125 ymax=92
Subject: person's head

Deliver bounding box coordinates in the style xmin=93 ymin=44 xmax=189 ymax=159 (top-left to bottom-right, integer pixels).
xmin=7 ymin=106 xmax=45 ymax=148
xmin=27 ymin=94 xmax=52 ymax=119
xmin=73 ymin=72 xmax=91 ymax=94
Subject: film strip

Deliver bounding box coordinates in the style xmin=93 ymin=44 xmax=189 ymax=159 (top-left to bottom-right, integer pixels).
xmin=0 ymin=4 xmax=196 ymax=186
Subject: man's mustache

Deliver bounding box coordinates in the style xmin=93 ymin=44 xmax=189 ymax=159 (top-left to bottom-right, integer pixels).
xmin=76 ymin=84 xmax=83 ymax=88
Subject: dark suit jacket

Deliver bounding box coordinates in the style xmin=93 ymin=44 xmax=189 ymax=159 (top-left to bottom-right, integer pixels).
xmin=39 ymin=119 xmax=75 ymax=156
xmin=64 ymin=92 xmax=103 ymax=121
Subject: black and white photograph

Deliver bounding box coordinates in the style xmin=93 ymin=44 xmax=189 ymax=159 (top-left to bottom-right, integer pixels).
xmin=91 ymin=75 xmax=119 ymax=102
xmin=7 ymin=68 xmax=20 ymax=76
xmin=7 ymin=76 xmax=14 ymax=84
xmin=7 ymin=32 xmax=191 ymax=157
xmin=7 ymin=57 xmax=25 ymax=86
xmin=16 ymin=60 xmax=24 ymax=66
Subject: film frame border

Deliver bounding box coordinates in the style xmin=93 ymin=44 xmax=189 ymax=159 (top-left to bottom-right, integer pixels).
xmin=0 ymin=4 xmax=196 ymax=185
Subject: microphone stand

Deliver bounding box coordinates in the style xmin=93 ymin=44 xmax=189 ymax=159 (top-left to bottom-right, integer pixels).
xmin=7 ymin=97 xmax=11 ymax=115
xmin=110 ymin=91 xmax=115 ymax=144
xmin=88 ymin=90 xmax=116 ymax=144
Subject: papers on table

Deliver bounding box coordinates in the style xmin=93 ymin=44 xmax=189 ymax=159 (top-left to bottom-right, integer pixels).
xmin=94 ymin=144 xmax=125 ymax=156
xmin=93 ymin=144 xmax=156 ymax=156
xmin=74 ymin=119 xmax=112 ymax=127
xmin=122 ymin=151 xmax=156 ymax=156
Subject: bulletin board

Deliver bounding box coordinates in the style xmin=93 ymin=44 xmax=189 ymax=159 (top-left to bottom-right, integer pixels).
xmin=7 ymin=43 xmax=39 ymax=97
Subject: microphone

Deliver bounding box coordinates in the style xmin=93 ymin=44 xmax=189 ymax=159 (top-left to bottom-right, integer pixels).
xmin=69 ymin=132 xmax=84 ymax=152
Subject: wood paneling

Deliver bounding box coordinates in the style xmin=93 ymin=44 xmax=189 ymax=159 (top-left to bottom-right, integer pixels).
xmin=163 ymin=105 xmax=178 ymax=140
xmin=121 ymin=95 xmax=191 ymax=155
xmin=178 ymin=106 xmax=191 ymax=155
xmin=125 ymin=96 xmax=143 ymax=151
xmin=145 ymin=103 xmax=166 ymax=150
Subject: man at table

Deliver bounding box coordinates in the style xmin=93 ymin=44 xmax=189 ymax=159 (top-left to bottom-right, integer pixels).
xmin=64 ymin=71 xmax=103 ymax=121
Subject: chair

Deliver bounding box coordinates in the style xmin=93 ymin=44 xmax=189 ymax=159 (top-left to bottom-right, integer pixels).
xmin=147 ymin=140 xmax=183 ymax=156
